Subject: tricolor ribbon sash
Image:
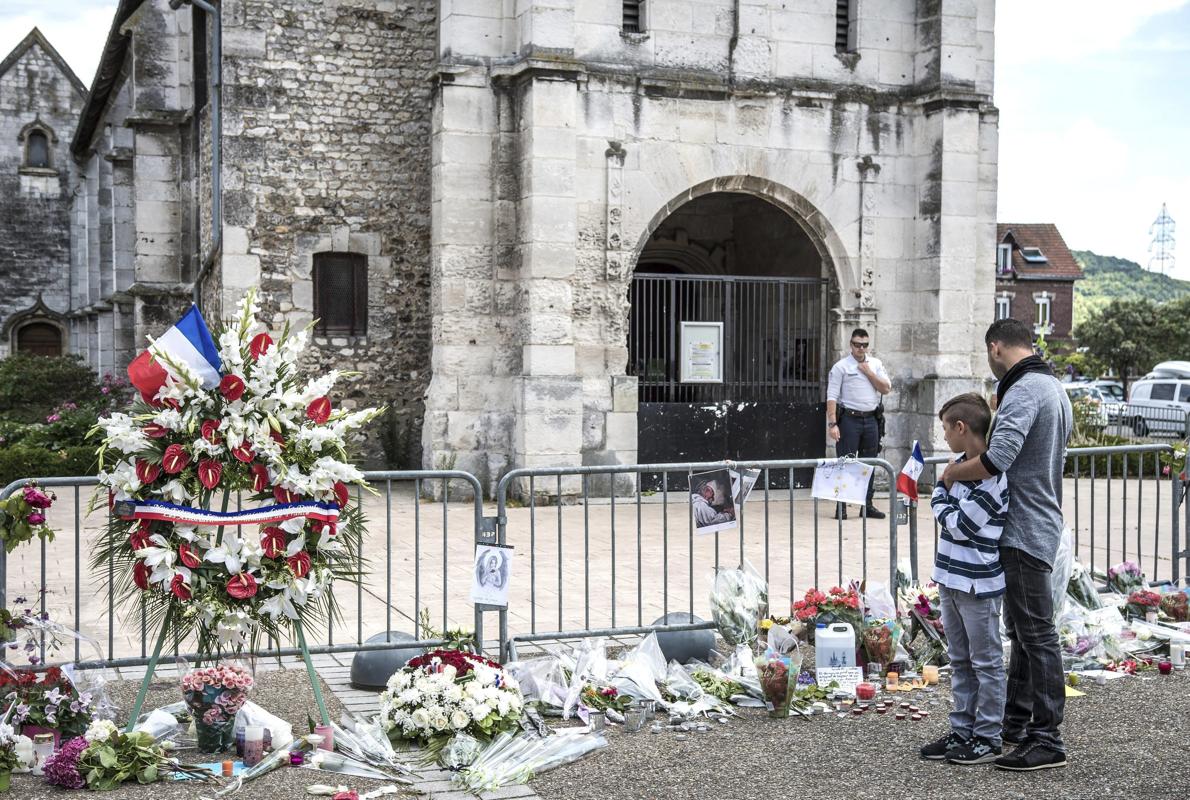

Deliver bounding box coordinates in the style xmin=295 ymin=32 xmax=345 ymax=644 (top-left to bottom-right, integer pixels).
xmin=115 ymin=499 xmax=340 ymax=533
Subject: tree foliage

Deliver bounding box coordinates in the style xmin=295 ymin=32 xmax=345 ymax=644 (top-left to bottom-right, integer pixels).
xmin=1074 ymin=298 xmax=1187 ymax=392
xmin=1072 ymin=250 xmax=1190 ymax=330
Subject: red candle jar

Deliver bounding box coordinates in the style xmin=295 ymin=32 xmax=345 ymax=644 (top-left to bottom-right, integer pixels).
xmin=1158 ymin=661 xmax=1173 ymax=675
xmin=856 ymin=682 xmax=876 ymax=701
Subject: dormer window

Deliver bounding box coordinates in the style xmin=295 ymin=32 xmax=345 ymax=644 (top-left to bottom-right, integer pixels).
xmin=997 ymin=243 xmax=1012 ymax=274
xmin=1021 ymin=247 xmax=1048 ymax=263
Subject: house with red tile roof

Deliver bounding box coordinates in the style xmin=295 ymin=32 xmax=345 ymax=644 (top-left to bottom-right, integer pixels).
xmin=994 ymin=223 xmax=1084 ymax=341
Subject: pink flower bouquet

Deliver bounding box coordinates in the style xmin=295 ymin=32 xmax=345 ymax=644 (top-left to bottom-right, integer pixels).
xmin=181 ymin=663 xmax=254 ymax=753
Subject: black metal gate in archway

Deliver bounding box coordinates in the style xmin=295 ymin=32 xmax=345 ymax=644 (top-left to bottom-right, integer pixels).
xmin=628 ymin=273 xmax=827 ymax=489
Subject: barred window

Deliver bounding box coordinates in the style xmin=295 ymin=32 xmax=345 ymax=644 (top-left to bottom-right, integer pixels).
xmin=313 ymin=252 xmax=368 ymax=336
xmin=623 ymin=1 xmax=643 ymax=33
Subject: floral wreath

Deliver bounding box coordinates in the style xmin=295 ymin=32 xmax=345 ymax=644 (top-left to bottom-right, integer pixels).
xmin=92 ymin=292 xmax=382 ymax=651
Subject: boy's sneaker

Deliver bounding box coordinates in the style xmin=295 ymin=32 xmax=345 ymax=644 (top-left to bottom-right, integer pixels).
xmin=993 ymin=741 xmax=1068 ymax=771
xmin=920 ymin=732 xmax=968 ymax=760
xmin=946 ymin=736 xmax=1002 ymax=765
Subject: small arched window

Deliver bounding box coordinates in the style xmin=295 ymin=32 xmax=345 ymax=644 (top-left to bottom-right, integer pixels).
xmin=25 ymin=130 xmax=50 ymax=169
xmin=16 ymin=322 xmax=63 ymax=356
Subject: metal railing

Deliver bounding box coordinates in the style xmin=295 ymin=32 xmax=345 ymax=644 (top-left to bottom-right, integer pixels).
xmin=0 ymin=470 xmax=486 ymax=668
xmin=493 ymin=458 xmax=899 ymax=660
xmin=910 ymin=443 xmax=1185 ymax=586
xmin=1 ymin=443 xmax=1185 ymax=668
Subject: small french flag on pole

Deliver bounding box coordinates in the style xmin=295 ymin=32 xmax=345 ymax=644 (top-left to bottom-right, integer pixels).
xmin=896 ymin=440 xmax=925 ymax=503
xmin=127 ymin=304 xmax=222 ymax=404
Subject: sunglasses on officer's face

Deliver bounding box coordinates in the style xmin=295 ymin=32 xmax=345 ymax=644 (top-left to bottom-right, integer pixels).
xmin=850 ymin=341 xmax=870 ymax=349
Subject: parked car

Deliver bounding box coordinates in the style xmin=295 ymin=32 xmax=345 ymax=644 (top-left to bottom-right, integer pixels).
xmin=1124 ymin=363 xmax=1190 ymax=437
xmin=1064 ymin=384 xmax=1109 ymax=430
xmin=1075 ymin=379 xmax=1126 ymax=422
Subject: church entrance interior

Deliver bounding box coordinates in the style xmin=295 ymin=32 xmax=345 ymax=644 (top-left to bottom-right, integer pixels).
xmin=627 ymin=192 xmax=828 ymax=489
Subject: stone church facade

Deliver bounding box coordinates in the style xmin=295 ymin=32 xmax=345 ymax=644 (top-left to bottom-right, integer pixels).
xmin=1 ymin=0 xmax=998 ymax=491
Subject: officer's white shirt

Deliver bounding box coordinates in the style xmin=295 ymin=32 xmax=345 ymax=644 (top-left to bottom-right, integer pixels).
xmin=826 ymin=354 xmax=888 ymax=412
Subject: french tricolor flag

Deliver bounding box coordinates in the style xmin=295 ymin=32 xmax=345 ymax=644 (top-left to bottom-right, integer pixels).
xmin=896 ymin=440 xmax=925 ymax=503
xmin=127 ymin=305 xmax=222 ymax=404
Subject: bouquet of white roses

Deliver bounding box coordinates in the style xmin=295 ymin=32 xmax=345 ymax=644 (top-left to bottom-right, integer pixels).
xmin=379 ymin=650 xmax=523 ymax=751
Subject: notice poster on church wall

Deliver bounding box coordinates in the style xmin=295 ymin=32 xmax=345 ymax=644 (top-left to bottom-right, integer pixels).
xmin=679 ymin=321 xmax=723 ymax=383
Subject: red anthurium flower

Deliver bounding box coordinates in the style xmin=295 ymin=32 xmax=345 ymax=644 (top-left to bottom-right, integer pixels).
xmin=135 ymin=459 xmax=161 ymax=484
xmin=306 ymin=396 xmax=331 ymax=424
xmin=133 ymin=560 xmax=152 ymax=590
xmin=269 ymin=429 xmax=286 ymax=446
xmin=287 ymin=551 xmax=312 ymax=579
xmin=260 ymin=526 xmax=286 ymax=559
xmin=274 ymin=485 xmax=299 ymax=504
xmin=219 ymin=374 xmax=246 ymax=402
xmin=232 ymin=442 xmax=255 ymax=463
xmin=130 ymin=522 xmax=151 ymax=552
xmin=226 ymin=572 xmax=258 ymax=600
xmin=250 ymin=463 xmax=270 ymax=492
xmin=178 ymin=543 xmax=202 ymax=569
xmin=201 ymin=419 xmax=222 ymax=443
xmin=170 ymin=574 xmax=192 ymax=601
xmin=143 ymin=423 xmax=169 ymax=439
xmin=333 ymin=481 xmax=350 ymax=508
xmin=198 ymin=459 xmax=223 ymax=489
xmin=162 ymin=444 xmax=190 ymax=474
xmin=309 ymin=520 xmax=325 ymax=535
xmin=249 ymin=332 xmax=273 ymax=360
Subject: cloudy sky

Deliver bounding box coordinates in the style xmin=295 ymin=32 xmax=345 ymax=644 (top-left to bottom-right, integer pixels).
xmin=2 ymin=0 xmax=1188 ymax=280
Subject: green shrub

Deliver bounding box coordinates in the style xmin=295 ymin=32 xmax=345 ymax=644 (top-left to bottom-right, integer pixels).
xmin=0 ymin=354 xmax=104 ymax=423
xmin=0 ymin=445 xmax=96 ymax=489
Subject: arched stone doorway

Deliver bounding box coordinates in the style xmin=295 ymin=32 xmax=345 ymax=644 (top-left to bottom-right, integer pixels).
xmin=16 ymin=322 xmax=64 ymax=356
xmin=627 ymin=183 xmax=841 ymax=487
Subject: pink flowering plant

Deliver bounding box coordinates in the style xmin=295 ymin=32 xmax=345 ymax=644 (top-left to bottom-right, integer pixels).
xmin=181 ymin=663 xmax=254 ymax=753
xmin=1107 ymin=561 xmax=1145 ymax=595
xmin=0 ymin=482 xmax=56 ymax=553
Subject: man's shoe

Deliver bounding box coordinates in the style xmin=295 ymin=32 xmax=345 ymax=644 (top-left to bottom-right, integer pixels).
xmin=834 ymin=505 xmax=848 ymax=520
xmin=862 ymin=506 xmax=887 ymax=519
xmin=993 ymin=741 xmax=1067 ymax=771
xmin=920 ymin=732 xmax=967 ymax=760
xmin=946 ymin=736 xmax=1002 ymax=765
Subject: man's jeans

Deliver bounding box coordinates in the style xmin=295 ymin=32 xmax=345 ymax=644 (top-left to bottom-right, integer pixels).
xmin=1000 ymin=546 xmax=1066 ymax=751
xmin=939 ymin=586 xmax=1006 ymax=746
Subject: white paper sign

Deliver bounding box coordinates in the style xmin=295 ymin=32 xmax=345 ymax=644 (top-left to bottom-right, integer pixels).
xmin=815 ymin=666 xmax=864 ymax=695
xmin=811 ymin=459 xmax=874 ymax=506
xmin=470 ymin=543 xmax=514 ymax=608
xmin=679 ymin=322 xmax=723 ymax=383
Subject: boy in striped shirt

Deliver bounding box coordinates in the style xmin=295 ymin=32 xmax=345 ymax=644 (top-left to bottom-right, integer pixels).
xmin=919 ymin=392 xmax=1009 ymax=766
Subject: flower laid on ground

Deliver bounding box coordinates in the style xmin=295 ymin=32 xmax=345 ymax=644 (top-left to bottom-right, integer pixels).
xmin=91 ymin=290 xmax=383 ymax=650
xmin=379 ymin=650 xmax=523 ymax=753
xmin=579 ymin=684 xmax=631 ymax=715
xmin=182 ymin=663 xmax=254 ymax=753
xmin=1125 ymin=589 xmax=1163 ymax=618
xmin=0 ymin=482 xmax=56 ymax=553
xmin=0 ymin=716 xmax=20 ymax=781
xmin=1107 ymin=561 xmax=1145 ymax=595
xmin=1160 ymin=591 xmax=1189 ymax=622
xmin=689 ymin=668 xmax=745 ymax=703
xmin=860 ymin=619 xmax=903 ymax=667
xmin=43 ymin=735 xmax=89 ymax=788
xmin=792 ymin=585 xmax=863 ymax=632
xmin=0 ymin=665 xmax=95 ymax=738
xmin=1067 ymin=561 xmax=1103 ymax=610
xmin=67 ymin=719 xmax=214 ymax=789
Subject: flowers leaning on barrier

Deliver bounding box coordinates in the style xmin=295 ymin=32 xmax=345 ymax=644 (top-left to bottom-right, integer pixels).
xmin=378 ymin=649 xmax=524 ymax=757
xmin=90 ymin=290 xmax=382 ymax=653
xmin=0 ymin=665 xmax=96 ymax=740
xmin=0 ymin=483 xmax=55 ymax=553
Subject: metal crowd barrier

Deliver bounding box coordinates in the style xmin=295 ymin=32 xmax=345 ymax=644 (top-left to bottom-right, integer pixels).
xmin=492 ymin=458 xmax=899 ymax=661
xmin=911 ymin=443 xmax=1186 ymax=585
xmin=1 ymin=444 xmax=1185 ymax=668
xmin=0 ymin=470 xmax=485 ymax=668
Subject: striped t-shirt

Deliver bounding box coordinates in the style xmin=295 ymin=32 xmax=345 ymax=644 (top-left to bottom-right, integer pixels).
xmin=930 ymin=456 xmax=1009 ymax=598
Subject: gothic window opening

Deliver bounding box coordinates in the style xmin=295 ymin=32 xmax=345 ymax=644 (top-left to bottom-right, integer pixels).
xmin=835 ymin=0 xmax=855 ymax=52
xmin=313 ymin=252 xmax=368 ymax=336
xmin=623 ymin=1 xmax=643 ymax=33
xmin=25 ymin=130 xmax=50 ymax=169
xmin=16 ymin=322 xmax=63 ymax=356
xmin=193 ymin=5 xmax=209 ymax=109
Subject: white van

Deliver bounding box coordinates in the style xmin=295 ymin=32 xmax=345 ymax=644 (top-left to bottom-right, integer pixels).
xmin=1125 ymin=362 xmax=1190 ymax=437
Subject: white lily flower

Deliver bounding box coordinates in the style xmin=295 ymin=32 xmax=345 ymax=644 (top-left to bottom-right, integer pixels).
xmin=159 ymin=479 xmax=192 ymax=505
xmin=205 ymin=535 xmax=245 ymax=574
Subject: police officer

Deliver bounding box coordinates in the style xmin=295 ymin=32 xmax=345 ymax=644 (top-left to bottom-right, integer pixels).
xmin=826 ymin=328 xmax=892 ymax=519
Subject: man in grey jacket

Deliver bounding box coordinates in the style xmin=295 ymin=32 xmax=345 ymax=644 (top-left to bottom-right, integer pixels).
xmin=941 ymin=318 xmax=1073 ymax=772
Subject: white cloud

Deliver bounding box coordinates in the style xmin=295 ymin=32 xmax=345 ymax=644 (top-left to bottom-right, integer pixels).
xmin=0 ymin=3 xmax=118 ymax=88
xmin=996 ymin=0 xmax=1190 ymax=63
